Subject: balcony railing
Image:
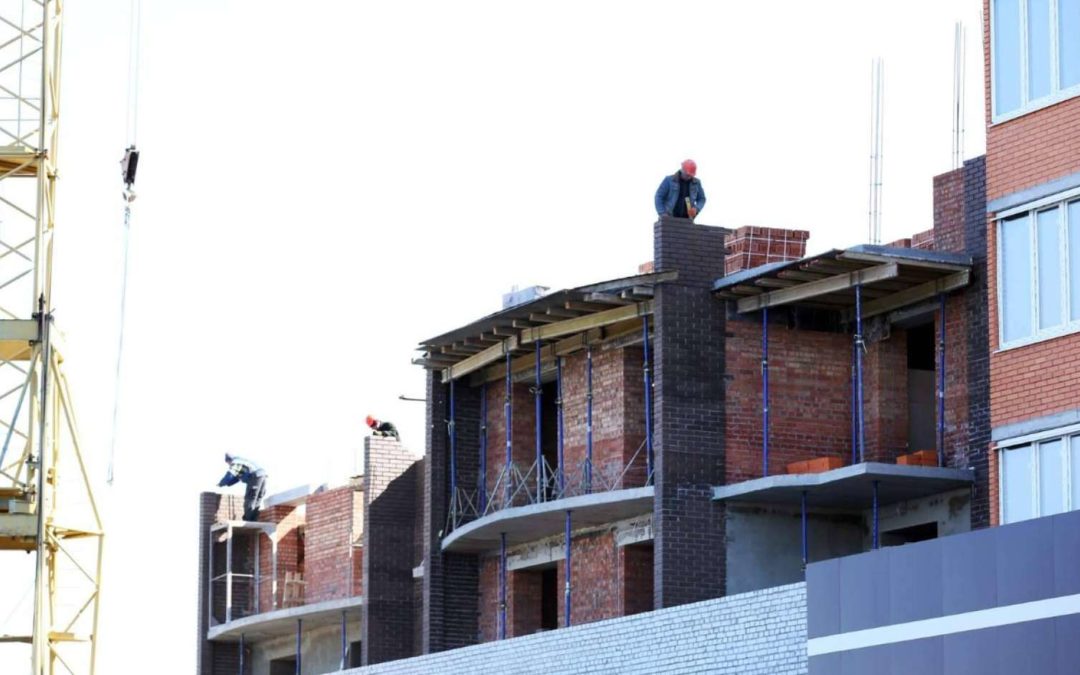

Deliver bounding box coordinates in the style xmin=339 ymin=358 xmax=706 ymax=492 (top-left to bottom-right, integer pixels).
xmin=446 ymin=439 xmax=652 ymax=534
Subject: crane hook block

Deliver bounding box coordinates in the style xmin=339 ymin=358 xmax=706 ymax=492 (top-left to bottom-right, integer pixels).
xmin=121 ymin=146 xmax=139 ymax=187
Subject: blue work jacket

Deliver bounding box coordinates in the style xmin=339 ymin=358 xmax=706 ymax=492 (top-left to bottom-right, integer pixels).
xmin=654 ymin=173 xmax=706 ymax=216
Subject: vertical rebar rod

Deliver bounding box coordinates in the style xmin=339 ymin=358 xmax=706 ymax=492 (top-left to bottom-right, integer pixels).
xmin=762 ymin=307 xmax=770 ymax=477
xmin=643 ymin=316 xmax=654 ymax=482
xmin=585 ymin=346 xmax=594 ymax=493
xmin=296 ymin=619 xmax=302 ymax=675
xmin=340 ymin=610 xmax=346 ymax=670
xmin=855 ymin=285 xmax=865 ymax=462
xmin=872 ymin=480 xmax=880 ymax=550
xmin=565 ymin=510 xmax=572 ymax=627
xmin=801 ymin=491 xmax=809 ymax=568
xmin=449 ymin=378 xmax=457 ymax=513
xmin=505 ymin=351 xmax=512 ymax=505
xmin=556 ymin=357 xmax=565 ymax=494
xmin=239 ymin=634 xmax=245 ymax=675
xmin=535 ymin=341 xmax=543 ymax=501
xmin=938 ymin=293 xmax=946 ymax=467
xmin=479 ymin=382 xmax=487 ymax=511
xmin=499 ymin=532 xmax=507 ymax=640
xmin=850 ymin=340 xmax=857 ymax=466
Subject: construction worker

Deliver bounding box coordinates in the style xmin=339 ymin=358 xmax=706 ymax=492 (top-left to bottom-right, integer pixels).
xmin=655 ymin=159 xmax=706 ymax=221
xmin=366 ymin=415 xmax=400 ymax=439
xmin=217 ymin=453 xmax=267 ymax=521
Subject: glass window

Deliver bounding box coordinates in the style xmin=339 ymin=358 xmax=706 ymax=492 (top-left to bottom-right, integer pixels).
xmin=995 ymin=0 xmax=1023 ymax=114
xmin=1003 ymin=444 xmax=1035 ymax=523
xmin=1002 ymin=213 xmax=1034 ymax=342
xmin=1072 ymin=436 xmax=1080 ymax=509
xmin=1071 ymin=201 xmax=1080 ymax=322
xmin=1061 ymin=0 xmax=1080 ymax=89
xmin=1028 ymin=0 xmax=1052 ymax=100
xmin=1037 ymin=208 xmax=1063 ymax=329
xmin=1039 ymin=439 xmax=1066 ymax=515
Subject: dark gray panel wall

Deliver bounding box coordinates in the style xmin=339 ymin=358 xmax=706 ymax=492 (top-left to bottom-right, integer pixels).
xmin=808 ymin=509 xmax=1080 ymax=675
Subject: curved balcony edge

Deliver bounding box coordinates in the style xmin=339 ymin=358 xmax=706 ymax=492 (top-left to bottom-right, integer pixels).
xmin=207 ymin=595 xmax=364 ymax=643
xmin=441 ymin=486 xmax=654 ymax=554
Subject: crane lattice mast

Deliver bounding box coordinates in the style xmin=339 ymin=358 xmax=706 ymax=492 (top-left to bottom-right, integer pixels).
xmin=0 ymin=1 xmax=104 ymax=673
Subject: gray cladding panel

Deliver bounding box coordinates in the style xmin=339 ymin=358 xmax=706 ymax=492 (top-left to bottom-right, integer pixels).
xmin=941 ymin=526 xmax=997 ymax=615
xmin=995 ymin=515 xmax=1054 ymax=606
xmin=806 ymin=558 xmax=839 ymax=639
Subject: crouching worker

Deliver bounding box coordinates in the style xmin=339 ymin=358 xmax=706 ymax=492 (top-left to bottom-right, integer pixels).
xmin=218 ymin=453 xmax=267 ymax=521
xmin=366 ymin=414 xmax=400 ymax=439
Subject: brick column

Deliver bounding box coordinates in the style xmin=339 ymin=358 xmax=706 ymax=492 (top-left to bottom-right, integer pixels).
xmin=195 ymin=493 xmax=243 ymax=675
xmin=652 ymin=216 xmax=728 ymax=607
xmin=962 ymin=156 xmax=991 ymax=528
xmin=362 ymin=437 xmax=421 ymax=665
xmin=421 ymin=371 xmax=480 ymax=653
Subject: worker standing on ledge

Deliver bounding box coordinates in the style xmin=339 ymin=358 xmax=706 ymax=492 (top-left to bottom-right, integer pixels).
xmin=655 ymin=159 xmax=706 ymax=221
xmin=366 ymin=414 xmax=400 ymax=439
xmin=217 ymin=453 xmax=268 ymax=521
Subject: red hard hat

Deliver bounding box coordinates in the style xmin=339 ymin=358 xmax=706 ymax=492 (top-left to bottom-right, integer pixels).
xmin=366 ymin=415 xmax=376 ymax=427
xmin=681 ymin=159 xmax=697 ymax=177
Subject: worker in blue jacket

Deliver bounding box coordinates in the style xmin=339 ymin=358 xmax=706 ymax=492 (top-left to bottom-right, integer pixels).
xmin=655 ymin=159 xmax=706 ymax=221
xmin=218 ymin=453 xmax=267 ymax=521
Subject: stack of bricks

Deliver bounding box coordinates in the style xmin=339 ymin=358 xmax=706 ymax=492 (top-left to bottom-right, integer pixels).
xmin=724 ymin=226 xmax=810 ymax=275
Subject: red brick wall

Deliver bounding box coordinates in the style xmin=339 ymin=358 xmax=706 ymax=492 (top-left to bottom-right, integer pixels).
xmin=557 ymin=530 xmax=621 ymax=626
xmin=304 ymin=486 xmax=360 ymax=603
xmin=478 ymin=556 xmax=499 ymax=642
xmin=620 ymin=543 xmax=654 ymax=616
xmin=484 ymin=346 xmax=647 ymax=496
xmin=484 ymin=380 xmax=536 ymax=500
xmin=983 ymin=0 xmax=1080 ymax=430
xmin=508 ymin=569 xmax=543 ymax=637
xmin=257 ymin=504 xmax=303 ymax=611
xmin=724 ymin=319 xmax=852 ymax=481
xmin=862 ymin=331 xmax=909 ymax=462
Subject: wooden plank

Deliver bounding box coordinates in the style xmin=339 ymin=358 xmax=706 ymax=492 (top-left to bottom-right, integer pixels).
xmin=443 ymin=335 xmax=519 ymax=383
xmin=838 ymin=251 xmax=970 ymax=272
xmin=754 ymin=278 xmax=799 ymax=289
xmin=472 ymin=328 xmax=604 ymax=384
xmin=777 ymin=270 xmax=827 ymax=282
xmin=545 ymin=307 xmax=579 ymax=318
xmin=737 ymin=263 xmax=899 ymax=313
xmin=843 ymin=270 xmax=970 ymax=321
xmin=519 ymin=301 xmax=652 ymax=345
xmin=565 ymin=300 xmax=612 ymax=312
xmin=732 ymin=285 xmax=764 ymax=295
xmin=582 ymin=270 xmax=677 ymax=294
xmin=585 ymin=293 xmax=632 ymax=305
xmin=528 ymin=313 xmax=562 ymax=324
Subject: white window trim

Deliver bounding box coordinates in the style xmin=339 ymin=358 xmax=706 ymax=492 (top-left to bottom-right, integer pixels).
xmin=995 ymin=194 xmax=1080 ymax=350
xmin=991 ymin=0 xmax=1080 ymax=124
xmin=998 ymin=428 xmax=1077 ymax=523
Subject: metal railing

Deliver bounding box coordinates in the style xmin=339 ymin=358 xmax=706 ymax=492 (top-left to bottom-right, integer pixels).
xmin=446 ymin=439 xmax=652 ymax=534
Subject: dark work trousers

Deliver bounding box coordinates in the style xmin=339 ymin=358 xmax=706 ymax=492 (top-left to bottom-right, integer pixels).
xmin=243 ymin=473 xmax=267 ymax=521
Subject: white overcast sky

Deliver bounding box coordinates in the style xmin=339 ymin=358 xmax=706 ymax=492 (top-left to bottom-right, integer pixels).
xmin=0 ymin=1 xmax=985 ymax=672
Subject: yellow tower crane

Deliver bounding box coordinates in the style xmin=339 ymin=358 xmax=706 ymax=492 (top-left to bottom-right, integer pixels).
xmin=0 ymin=1 xmax=104 ymax=673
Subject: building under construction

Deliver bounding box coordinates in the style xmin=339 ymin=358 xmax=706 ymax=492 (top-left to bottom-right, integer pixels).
xmin=197 ymin=2 xmax=1080 ymax=672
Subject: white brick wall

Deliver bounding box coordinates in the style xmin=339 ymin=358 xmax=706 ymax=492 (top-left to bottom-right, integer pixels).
xmin=336 ymin=583 xmax=807 ymax=675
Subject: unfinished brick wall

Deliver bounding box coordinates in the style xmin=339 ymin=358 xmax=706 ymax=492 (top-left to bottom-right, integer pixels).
xmin=653 ymin=217 xmax=727 ymax=607
xmin=363 ymin=436 xmax=422 ymax=665
xmin=862 ymin=330 xmax=909 ymax=462
xmin=305 ymin=486 xmax=360 ymax=603
xmin=483 ymin=380 xmax=536 ymax=501
xmin=560 ymin=346 xmax=647 ymax=489
xmin=422 ymin=373 xmax=480 ymax=655
xmin=724 ymin=315 xmax=852 ymax=481
xmin=197 ymin=493 xmax=244 ymax=675
xmin=257 ymin=504 xmax=303 ymax=612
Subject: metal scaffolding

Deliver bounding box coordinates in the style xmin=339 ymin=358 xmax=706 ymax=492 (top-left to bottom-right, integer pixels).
xmin=0 ymin=2 xmax=103 ymax=673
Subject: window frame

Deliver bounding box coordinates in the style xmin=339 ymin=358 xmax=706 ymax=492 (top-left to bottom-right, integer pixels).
xmin=991 ymin=0 xmax=1080 ymax=123
xmin=998 ymin=423 xmax=1080 ymax=523
xmin=996 ymin=189 xmax=1080 ymax=350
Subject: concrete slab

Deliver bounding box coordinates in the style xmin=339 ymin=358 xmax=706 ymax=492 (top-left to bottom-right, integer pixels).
xmin=441 ymin=487 xmax=654 ymax=553
xmin=207 ymin=595 xmax=363 ymax=643
xmin=711 ymin=463 xmax=974 ymax=509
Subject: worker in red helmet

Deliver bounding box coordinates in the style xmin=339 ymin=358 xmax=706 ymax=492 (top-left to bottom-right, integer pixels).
xmin=655 ymin=159 xmax=706 ymax=221
xmin=366 ymin=414 xmax=400 ymax=439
